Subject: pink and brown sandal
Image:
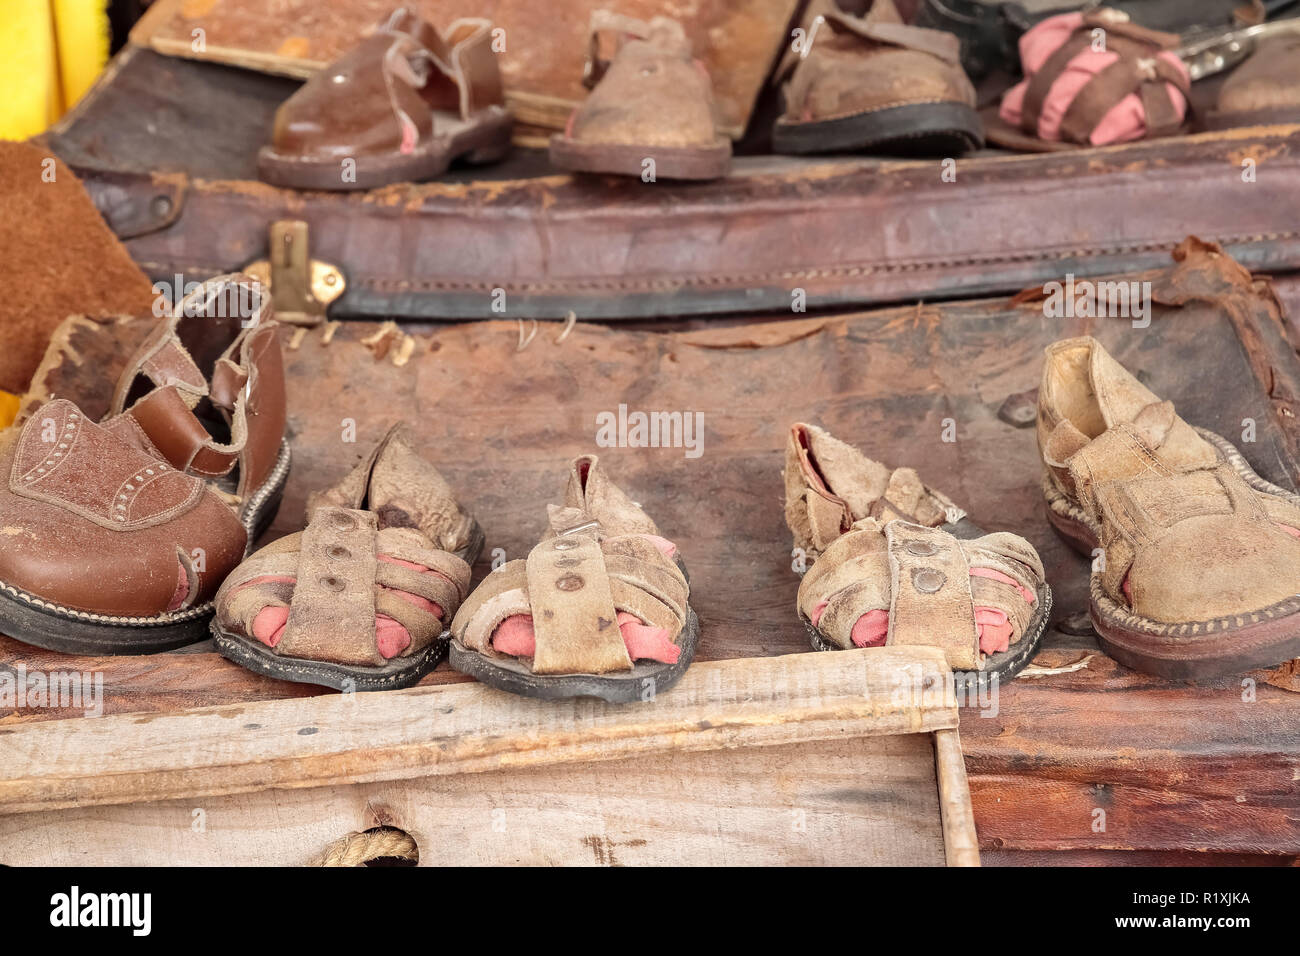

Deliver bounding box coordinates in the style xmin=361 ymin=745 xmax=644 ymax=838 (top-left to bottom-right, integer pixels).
xmin=1039 ymin=337 xmax=1300 ymax=678
xmin=449 ymin=455 xmax=697 ymax=702
xmin=548 ymin=11 xmax=731 ymax=181
xmin=785 ymin=424 xmax=1051 ymax=688
xmin=211 ymin=424 xmax=481 ymax=691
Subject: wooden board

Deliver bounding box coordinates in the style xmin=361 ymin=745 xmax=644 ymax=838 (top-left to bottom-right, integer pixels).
xmin=4 ymin=240 xmax=1300 ymax=862
xmin=129 ymin=0 xmax=800 ymax=139
xmin=0 ymin=647 xmax=976 ymax=866
xmin=0 ymin=734 xmax=957 ymax=866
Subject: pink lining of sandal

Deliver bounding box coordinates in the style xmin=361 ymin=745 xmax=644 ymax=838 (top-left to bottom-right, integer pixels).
xmin=810 ymin=567 xmax=1035 ymax=655
xmin=999 ymin=13 xmax=1188 ymax=146
xmin=234 ymin=554 xmax=451 ymax=660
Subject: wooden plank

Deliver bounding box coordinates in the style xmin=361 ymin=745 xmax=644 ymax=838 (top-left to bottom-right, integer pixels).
xmin=129 ymin=0 xmax=799 ymax=139
xmin=934 ymin=727 xmax=979 ymax=867
xmin=0 ymin=646 xmax=957 ymax=815
xmin=0 ymin=735 xmax=949 ymax=866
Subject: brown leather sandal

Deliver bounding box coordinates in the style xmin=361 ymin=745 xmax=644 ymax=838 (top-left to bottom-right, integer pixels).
xmin=772 ymin=0 xmax=982 ymax=156
xmin=0 ymin=275 xmax=289 ymax=654
xmin=1039 ymin=337 xmax=1300 ymax=679
xmin=786 ymin=424 xmax=1051 ymax=689
xmin=258 ymin=9 xmax=512 ymax=191
xmin=449 ymin=455 xmax=697 ymax=702
xmin=211 ymin=424 xmax=481 ymax=691
xmin=548 ymin=11 xmax=731 ymax=181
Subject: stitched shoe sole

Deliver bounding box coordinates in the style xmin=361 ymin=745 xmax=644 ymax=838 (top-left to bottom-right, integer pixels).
xmin=259 ymin=108 xmax=513 ymax=191
xmin=211 ymin=624 xmax=449 ymax=692
xmin=773 ymin=101 xmax=984 ymax=156
xmin=801 ymin=517 xmax=1052 ymax=694
xmin=0 ymin=440 xmax=290 ymax=656
xmin=449 ymin=605 xmax=701 ymax=703
xmin=549 ymin=135 xmax=732 ymax=180
xmin=1044 ymin=428 xmax=1300 ymax=679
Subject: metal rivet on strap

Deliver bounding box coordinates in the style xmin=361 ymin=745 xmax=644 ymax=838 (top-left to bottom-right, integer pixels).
xmin=906 ymin=540 xmax=938 ymax=557
xmin=555 ymin=574 xmax=585 ymax=592
xmin=329 ymin=512 xmax=357 ymax=532
xmin=327 ymin=546 xmax=351 ymax=560
xmin=554 ymin=539 xmax=578 ymax=551
xmin=320 ymin=576 xmax=345 ymax=592
xmin=912 ymin=568 xmax=946 ymax=594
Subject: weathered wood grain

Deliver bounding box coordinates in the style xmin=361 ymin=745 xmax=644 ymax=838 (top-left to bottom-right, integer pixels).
xmin=0 ymin=646 xmax=957 ymax=815
xmin=0 ymin=735 xmax=952 ymax=866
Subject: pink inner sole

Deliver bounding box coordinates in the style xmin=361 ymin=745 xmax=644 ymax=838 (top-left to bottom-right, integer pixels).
xmin=166 ymin=561 xmax=191 ymax=612
xmin=810 ymin=567 xmax=1036 ymax=656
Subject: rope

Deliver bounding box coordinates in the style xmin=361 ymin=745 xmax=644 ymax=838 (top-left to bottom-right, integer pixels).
xmin=312 ymin=827 xmax=419 ymax=867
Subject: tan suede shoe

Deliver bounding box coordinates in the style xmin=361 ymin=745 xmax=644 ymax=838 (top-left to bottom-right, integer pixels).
xmin=549 ymin=11 xmax=731 ymax=180
xmin=772 ymin=0 xmax=981 ymax=156
xmin=785 ymin=424 xmax=1051 ymax=686
xmin=211 ymin=424 xmax=479 ymax=691
xmin=1039 ymin=337 xmax=1300 ymax=678
xmin=450 ymin=455 xmax=696 ymax=702
xmin=1208 ymin=34 xmax=1300 ymax=129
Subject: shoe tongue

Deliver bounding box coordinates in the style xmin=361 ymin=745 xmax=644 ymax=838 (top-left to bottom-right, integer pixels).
xmin=1132 ymin=400 xmax=1176 ymax=450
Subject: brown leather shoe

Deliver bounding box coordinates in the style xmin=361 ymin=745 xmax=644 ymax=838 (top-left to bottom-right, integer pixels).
xmin=259 ymin=9 xmax=512 ymax=191
xmin=1207 ymin=34 xmax=1300 ymax=129
xmin=785 ymin=424 xmax=1051 ymax=687
xmin=212 ymin=424 xmax=480 ymax=691
xmin=0 ymin=275 xmax=289 ymax=655
xmin=1039 ymin=337 xmax=1300 ymax=678
xmin=549 ymin=11 xmax=731 ymax=181
xmin=449 ymin=455 xmax=697 ymax=702
xmin=772 ymin=0 xmax=982 ymax=156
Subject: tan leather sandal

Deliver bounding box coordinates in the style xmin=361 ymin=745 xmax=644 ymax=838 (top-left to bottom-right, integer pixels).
xmin=548 ymin=11 xmax=731 ymax=181
xmin=1039 ymin=337 xmax=1300 ymax=679
xmin=449 ymin=455 xmax=697 ymax=702
xmin=212 ymin=424 xmax=481 ymax=691
xmin=786 ymin=424 xmax=1051 ymax=687
xmin=0 ymin=275 xmax=288 ymax=655
xmin=772 ymin=0 xmax=982 ymax=156
xmin=258 ymin=9 xmax=512 ymax=191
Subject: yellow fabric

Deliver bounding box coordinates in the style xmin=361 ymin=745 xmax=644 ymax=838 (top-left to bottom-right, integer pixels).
xmin=0 ymin=391 xmax=19 ymax=430
xmin=0 ymin=0 xmax=110 ymax=139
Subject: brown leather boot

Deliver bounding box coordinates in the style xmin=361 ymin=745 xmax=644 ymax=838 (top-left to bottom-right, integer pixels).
xmin=772 ymin=0 xmax=982 ymax=156
xmin=549 ymin=11 xmax=731 ymax=180
xmin=259 ymin=8 xmax=512 ymax=190
xmin=0 ymin=274 xmax=289 ymax=654
xmin=1039 ymin=336 xmax=1300 ymax=678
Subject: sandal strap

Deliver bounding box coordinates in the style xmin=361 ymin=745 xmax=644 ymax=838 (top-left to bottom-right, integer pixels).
xmin=526 ymin=529 xmax=632 ymax=675
xmin=278 ymin=508 xmax=381 ymax=667
xmin=885 ymin=522 xmax=981 ymax=670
